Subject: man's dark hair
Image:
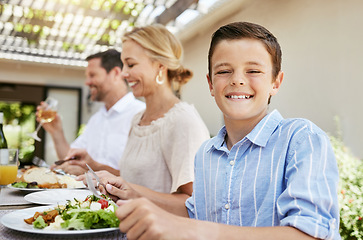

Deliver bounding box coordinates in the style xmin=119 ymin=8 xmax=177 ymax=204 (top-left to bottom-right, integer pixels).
xmin=86 ymin=49 xmax=122 ymax=73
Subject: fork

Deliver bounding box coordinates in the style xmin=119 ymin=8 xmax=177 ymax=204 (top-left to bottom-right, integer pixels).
xmin=85 ymin=172 xmax=103 ymax=199
xmin=32 ymin=156 xmax=67 ymax=175
xmin=85 ymin=164 xmax=106 ymax=189
xmin=84 ymin=165 xmax=115 ymax=203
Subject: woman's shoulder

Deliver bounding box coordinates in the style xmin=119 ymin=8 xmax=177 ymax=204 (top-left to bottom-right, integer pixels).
xmin=169 ymin=101 xmax=201 ymax=117
xmin=167 ymin=102 xmax=205 ymax=124
xmin=163 ymin=101 xmax=209 ymax=134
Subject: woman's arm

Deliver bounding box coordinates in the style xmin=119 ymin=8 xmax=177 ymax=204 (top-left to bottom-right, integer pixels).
xmin=101 ymin=175 xmax=191 ymax=217
xmin=129 ymin=182 xmax=191 ymax=216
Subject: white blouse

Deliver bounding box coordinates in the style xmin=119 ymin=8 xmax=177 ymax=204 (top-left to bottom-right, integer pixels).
xmin=119 ymin=102 xmax=210 ymax=193
xmin=71 ymin=92 xmax=145 ymax=170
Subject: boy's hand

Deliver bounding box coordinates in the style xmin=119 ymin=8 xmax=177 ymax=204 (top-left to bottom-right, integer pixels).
xmin=116 ymin=198 xmax=192 ymax=240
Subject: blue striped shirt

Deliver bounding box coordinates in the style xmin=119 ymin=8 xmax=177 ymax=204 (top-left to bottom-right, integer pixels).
xmin=186 ymin=110 xmax=340 ymax=239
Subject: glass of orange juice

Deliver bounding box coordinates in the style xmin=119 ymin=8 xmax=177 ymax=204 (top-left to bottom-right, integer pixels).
xmin=0 ymin=149 xmax=19 ymax=186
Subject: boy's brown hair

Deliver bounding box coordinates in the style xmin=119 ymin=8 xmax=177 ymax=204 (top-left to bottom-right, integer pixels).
xmin=208 ymin=22 xmax=282 ymax=80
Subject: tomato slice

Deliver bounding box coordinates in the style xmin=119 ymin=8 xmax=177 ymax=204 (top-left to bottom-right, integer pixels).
xmin=98 ymin=199 xmax=109 ymax=209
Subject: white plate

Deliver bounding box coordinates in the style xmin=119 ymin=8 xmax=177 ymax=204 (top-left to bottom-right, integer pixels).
xmin=7 ymin=185 xmax=45 ymax=192
xmin=24 ymin=189 xmax=93 ymax=205
xmin=7 ymin=184 xmax=86 ymax=192
xmin=1 ymin=205 xmax=119 ymax=235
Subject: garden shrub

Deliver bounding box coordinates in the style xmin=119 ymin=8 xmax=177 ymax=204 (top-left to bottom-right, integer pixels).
xmin=330 ymin=136 xmax=363 ymax=240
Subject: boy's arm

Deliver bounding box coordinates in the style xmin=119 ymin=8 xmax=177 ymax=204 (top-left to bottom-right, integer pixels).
xmin=129 ymin=182 xmax=192 ymax=217
xmin=116 ymin=198 xmax=318 ymax=240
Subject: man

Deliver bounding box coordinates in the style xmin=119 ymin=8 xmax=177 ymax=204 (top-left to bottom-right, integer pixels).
xmin=39 ymin=49 xmax=145 ymax=175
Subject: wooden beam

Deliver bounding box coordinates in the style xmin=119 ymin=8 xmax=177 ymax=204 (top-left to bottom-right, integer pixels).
xmin=155 ymin=0 xmax=198 ymax=25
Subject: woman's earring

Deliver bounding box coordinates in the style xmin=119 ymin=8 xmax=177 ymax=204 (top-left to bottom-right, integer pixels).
xmin=156 ymin=70 xmax=164 ymax=85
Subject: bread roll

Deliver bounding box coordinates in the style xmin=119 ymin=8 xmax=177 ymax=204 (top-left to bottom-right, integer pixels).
xmin=19 ymin=167 xmax=85 ymax=189
xmin=58 ymin=175 xmax=85 ymax=188
xmin=21 ymin=167 xmax=58 ymax=185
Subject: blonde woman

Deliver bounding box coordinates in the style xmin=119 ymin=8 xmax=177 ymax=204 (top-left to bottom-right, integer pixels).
xmin=78 ymin=24 xmax=210 ymax=215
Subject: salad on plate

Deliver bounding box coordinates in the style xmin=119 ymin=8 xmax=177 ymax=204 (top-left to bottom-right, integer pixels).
xmin=24 ymin=194 xmax=120 ymax=231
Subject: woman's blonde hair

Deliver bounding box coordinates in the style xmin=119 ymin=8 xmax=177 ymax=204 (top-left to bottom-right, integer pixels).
xmin=122 ymin=24 xmax=192 ymax=93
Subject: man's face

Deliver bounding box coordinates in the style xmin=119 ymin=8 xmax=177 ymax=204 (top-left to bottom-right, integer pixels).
xmin=85 ymin=58 xmax=112 ymax=102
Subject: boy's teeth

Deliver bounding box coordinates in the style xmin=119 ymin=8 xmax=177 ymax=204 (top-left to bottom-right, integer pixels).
xmin=228 ymin=95 xmax=251 ymax=99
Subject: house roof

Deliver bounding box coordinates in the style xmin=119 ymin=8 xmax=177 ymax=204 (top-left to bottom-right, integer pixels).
xmin=0 ymin=0 xmax=224 ymax=67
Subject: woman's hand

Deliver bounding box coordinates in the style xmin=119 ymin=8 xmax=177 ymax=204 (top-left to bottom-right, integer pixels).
xmin=75 ymin=170 xmax=140 ymax=202
xmin=100 ymin=175 xmax=141 ymax=202
xmin=75 ymin=170 xmax=113 ymax=185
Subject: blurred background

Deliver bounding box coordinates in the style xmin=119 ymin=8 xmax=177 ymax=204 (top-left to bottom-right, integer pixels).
xmin=0 ymin=0 xmax=362 ymax=165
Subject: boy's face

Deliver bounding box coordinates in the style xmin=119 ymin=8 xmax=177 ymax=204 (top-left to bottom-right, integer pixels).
xmin=207 ymin=38 xmax=283 ymax=124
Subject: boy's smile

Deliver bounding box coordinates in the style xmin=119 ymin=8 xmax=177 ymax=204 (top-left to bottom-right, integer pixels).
xmin=207 ymin=38 xmax=283 ymax=129
xmin=225 ymin=92 xmax=253 ymax=99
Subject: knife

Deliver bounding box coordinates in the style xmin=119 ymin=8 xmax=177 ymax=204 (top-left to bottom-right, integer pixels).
xmin=54 ymin=156 xmax=77 ymax=165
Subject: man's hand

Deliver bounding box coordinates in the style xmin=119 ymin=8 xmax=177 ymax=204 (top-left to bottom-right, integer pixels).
xmin=52 ymin=161 xmax=87 ymax=175
xmin=50 ymin=148 xmax=95 ymax=176
xmin=36 ymin=102 xmax=63 ymax=134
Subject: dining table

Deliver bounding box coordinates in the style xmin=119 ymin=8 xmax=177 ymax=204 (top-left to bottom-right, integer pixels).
xmin=0 ymin=186 xmax=127 ymax=240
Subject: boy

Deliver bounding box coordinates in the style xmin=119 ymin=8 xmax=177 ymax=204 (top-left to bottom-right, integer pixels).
xmin=114 ymin=22 xmax=340 ymax=240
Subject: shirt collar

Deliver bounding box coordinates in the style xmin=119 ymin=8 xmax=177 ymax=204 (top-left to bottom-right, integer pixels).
xmin=207 ymin=109 xmax=283 ymax=152
xmin=101 ymin=92 xmax=137 ymax=115
xmin=246 ymin=109 xmax=283 ymax=147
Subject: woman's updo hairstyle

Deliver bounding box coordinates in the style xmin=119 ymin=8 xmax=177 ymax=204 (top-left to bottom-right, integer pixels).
xmin=122 ymin=24 xmax=192 ymax=93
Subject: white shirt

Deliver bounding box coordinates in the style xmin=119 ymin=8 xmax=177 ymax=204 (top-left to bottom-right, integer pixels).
xmin=119 ymin=102 xmax=210 ymax=193
xmin=71 ymin=92 xmax=145 ymax=170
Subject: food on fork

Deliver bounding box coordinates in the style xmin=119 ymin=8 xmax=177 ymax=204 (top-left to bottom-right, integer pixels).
xmin=12 ymin=167 xmax=84 ymax=189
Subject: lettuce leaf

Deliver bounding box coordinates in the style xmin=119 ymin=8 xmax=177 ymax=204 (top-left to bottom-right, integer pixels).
xmin=33 ymin=216 xmax=47 ymax=229
xmin=61 ymin=208 xmax=119 ymax=230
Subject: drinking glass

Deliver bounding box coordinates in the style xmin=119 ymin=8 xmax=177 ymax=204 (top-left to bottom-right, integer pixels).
xmin=0 ymin=149 xmax=19 ymax=186
xmin=28 ymin=97 xmax=59 ymax=142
